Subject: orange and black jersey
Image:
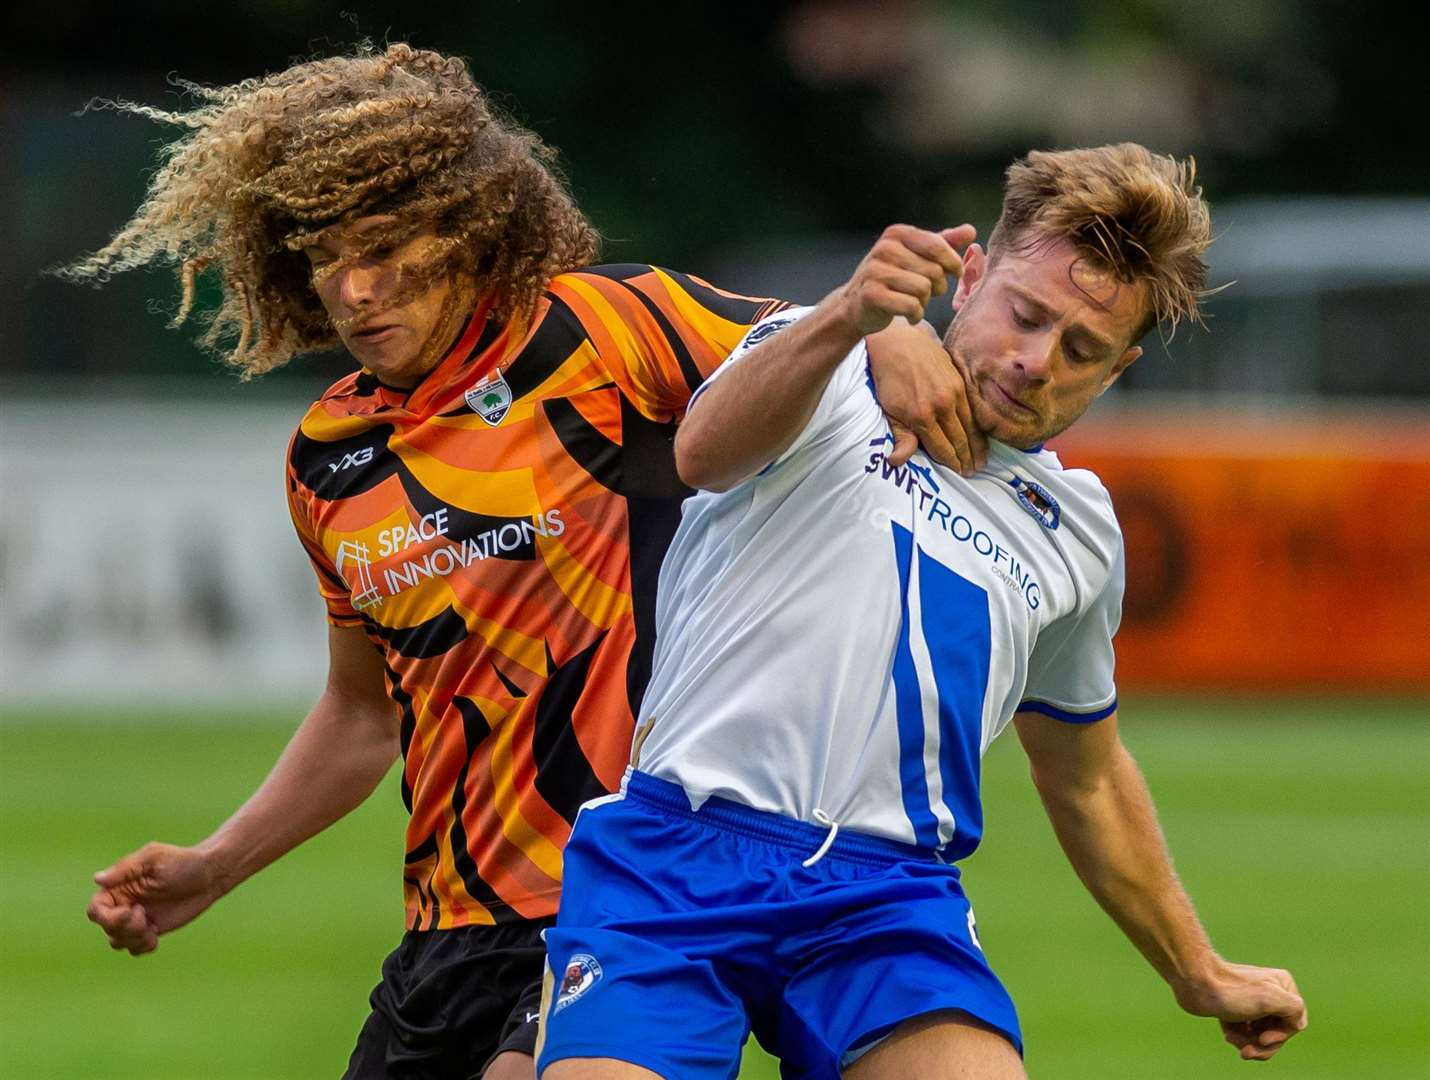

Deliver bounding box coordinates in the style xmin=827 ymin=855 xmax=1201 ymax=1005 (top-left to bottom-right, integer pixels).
xmin=286 ymin=265 xmax=790 ymax=930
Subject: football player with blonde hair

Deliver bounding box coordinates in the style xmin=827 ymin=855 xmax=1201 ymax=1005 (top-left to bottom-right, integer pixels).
xmin=538 ymin=144 xmax=1306 ymax=1080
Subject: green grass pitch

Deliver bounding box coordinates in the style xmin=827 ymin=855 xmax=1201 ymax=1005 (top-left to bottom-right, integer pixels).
xmin=2 ymin=697 xmax=1426 ymax=1078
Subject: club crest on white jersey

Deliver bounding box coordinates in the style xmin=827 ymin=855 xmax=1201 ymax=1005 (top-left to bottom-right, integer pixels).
xmin=1009 ymin=474 xmax=1061 ymax=530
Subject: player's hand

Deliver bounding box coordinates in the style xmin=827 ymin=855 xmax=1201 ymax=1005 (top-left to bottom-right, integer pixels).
xmin=1176 ymin=961 xmax=1307 ymax=1061
xmin=836 ymin=224 xmax=976 ymax=337
xmin=866 ymin=318 xmax=988 ymax=476
xmin=86 ymin=842 xmax=228 ymax=955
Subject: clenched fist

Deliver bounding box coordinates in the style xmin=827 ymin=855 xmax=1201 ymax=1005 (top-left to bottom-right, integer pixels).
xmin=1176 ymin=960 xmax=1308 ymax=1061
xmin=86 ymin=842 xmax=229 ymax=955
xmin=836 ymin=224 xmax=976 ymax=337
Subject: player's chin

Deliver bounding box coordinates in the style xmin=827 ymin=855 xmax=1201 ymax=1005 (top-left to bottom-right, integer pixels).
xmin=988 ymin=419 xmax=1044 ymax=451
xmin=974 ymin=398 xmax=1042 ymax=448
xmin=355 ymin=347 xmax=421 ymax=383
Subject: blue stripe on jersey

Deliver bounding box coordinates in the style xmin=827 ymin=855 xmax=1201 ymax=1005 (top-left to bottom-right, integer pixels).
xmin=917 ymin=545 xmax=991 ymax=861
xmin=890 ymin=522 xmax=941 ymax=848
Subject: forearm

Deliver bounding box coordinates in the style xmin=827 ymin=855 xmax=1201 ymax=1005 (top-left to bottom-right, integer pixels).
xmin=677 ymin=223 xmax=972 ymax=490
xmin=196 ymin=690 xmax=399 ymax=894
xmin=675 ymin=298 xmax=862 ymax=491
xmin=1032 ymin=742 xmax=1222 ymax=1000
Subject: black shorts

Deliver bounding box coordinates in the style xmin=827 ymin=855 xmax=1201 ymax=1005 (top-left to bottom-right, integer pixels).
xmin=343 ymin=917 xmax=554 ymax=1080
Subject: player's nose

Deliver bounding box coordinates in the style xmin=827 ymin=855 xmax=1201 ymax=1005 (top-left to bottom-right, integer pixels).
xmin=336 ymin=261 xmax=382 ymax=308
xmin=1015 ymin=333 xmax=1056 ymax=382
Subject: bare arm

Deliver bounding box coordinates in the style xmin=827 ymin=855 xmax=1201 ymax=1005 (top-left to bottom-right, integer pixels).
xmin=194 ymin=623 xmax=399 ymax=885
xmin=87 ymin=624 xmax=399 ymax=953
xmin=1014 ymin=710 xmax=1307 ymax=1061
xmin=676 ymin=224 xmax=974 ymax=492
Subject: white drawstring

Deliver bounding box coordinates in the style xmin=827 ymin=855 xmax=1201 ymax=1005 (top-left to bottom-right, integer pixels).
xmin=802 ymin=808 xmax=840 ymax=867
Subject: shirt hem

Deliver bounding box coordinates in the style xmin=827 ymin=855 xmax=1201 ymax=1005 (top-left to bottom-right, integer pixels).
xmin=1017 ymin=697 xmax=1118 ymax=723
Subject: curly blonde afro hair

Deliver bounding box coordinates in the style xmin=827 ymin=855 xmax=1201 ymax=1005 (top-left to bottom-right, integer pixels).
xmin=58 ymin=42 xmax=601 ymax=376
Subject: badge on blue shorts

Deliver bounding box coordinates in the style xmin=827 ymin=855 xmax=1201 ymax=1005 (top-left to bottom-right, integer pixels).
xmin=553 ymin=952 xmax=603 ymax=1013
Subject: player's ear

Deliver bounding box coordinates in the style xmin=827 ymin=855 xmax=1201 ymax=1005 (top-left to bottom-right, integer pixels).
xmin=951 ymin=244 xmax=986 ymax=314
xmin=1099 ymin=345 xmax=1141 ymax=395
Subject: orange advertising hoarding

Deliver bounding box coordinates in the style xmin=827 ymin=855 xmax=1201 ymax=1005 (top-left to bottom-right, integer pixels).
xmin=1049 ymin=407 xmax=1430 ymax=690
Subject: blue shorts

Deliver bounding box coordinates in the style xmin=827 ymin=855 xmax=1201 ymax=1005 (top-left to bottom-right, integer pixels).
xmin=538 ymin=770 xmax=1020 ymax=1080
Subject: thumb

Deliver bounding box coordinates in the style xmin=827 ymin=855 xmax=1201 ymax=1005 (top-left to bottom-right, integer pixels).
xmin=1266 ymin=985 xmax=1307 ymax=1021
xmin=1245 ymin=970 xmax=1304 ymax=1020
xmin=940 ymin=224 xmax=977 ymax=251
xmin=886 ymin=422 xmax=918 ymax=467
xmin=94 ymin=849 xmax=150 ymax=887
xmin=1227 ymin=982 xmax=1304 ymax=1024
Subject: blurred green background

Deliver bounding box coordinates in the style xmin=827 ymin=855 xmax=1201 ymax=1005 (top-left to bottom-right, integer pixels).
xmin=4 ymin=698 xmax=1427 ymax=1077
xmin=6 ymin=0 xmax=1428 ymax=394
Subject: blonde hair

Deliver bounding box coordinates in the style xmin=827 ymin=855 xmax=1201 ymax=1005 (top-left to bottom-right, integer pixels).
xmin=988 ymin=143 xmax=1213 ymax=340
xmin=56 ymin=42 xmax=600 ymax=377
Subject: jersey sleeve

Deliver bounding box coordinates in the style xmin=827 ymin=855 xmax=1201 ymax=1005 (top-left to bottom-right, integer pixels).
xmin=1018 ymin=536 xmax=1124 ymax=722
xmin=552 ymin=265 xmax=792 ymax=423
xmin=690 ymin=305 xmax=880 ymax=472
xmin=284 ymin=439 xmax=362 ymax=627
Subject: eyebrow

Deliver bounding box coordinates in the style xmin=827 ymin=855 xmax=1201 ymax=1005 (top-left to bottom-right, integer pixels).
xmin=1007 ymin=285 xmax=1116 ymax=354
xmin=305 ymin=216 xmax=397 ymax=253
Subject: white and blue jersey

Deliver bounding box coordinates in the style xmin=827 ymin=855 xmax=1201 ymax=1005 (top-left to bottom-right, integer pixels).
xmin=636 ymin=307 xmax=1124 ymax=861
xmin=538 ymin=309 xmax=1124 ymax=1077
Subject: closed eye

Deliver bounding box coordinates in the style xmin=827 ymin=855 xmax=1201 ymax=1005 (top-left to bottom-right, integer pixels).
xmin=1064 ymin=334 xmax=1109 ymax=364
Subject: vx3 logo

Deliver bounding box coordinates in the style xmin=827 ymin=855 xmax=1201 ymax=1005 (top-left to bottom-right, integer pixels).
xmin=328 ymin=447 xmax=375 ymax=473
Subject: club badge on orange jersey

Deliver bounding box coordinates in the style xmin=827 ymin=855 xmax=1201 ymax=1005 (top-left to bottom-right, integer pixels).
xmin=466 ymin=371 xmax=513 ymax=426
